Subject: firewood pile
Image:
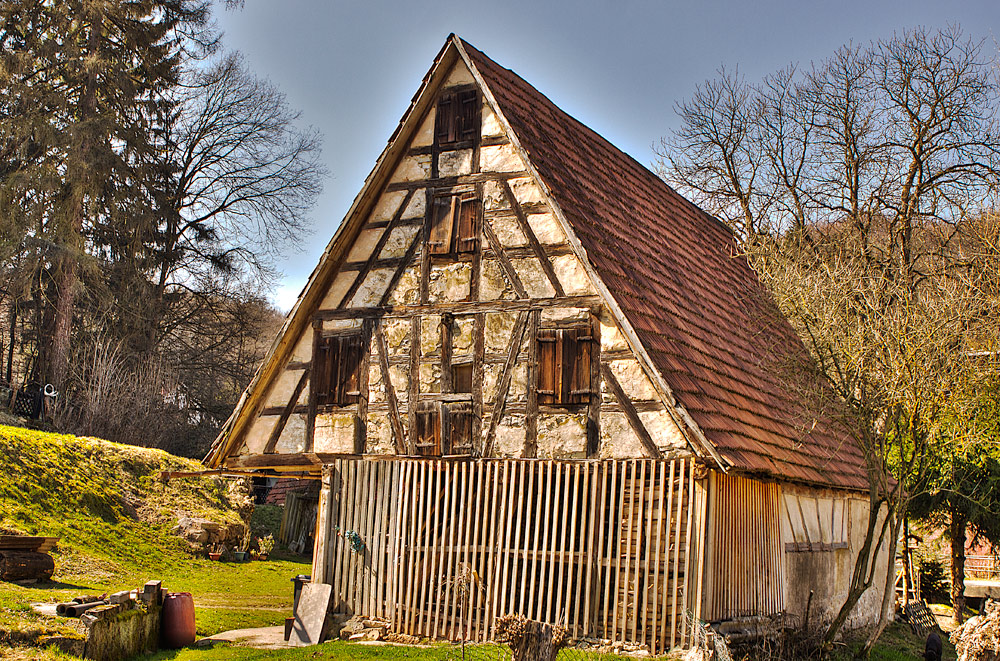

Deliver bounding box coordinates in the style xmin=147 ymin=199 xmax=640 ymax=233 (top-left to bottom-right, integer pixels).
xmin=0 ymin=535 xmax=58 ymax=581
xmin=952 ymin=599 xmax=1000 ymax=661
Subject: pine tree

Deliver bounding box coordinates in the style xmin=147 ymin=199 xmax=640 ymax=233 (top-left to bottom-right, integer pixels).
xmin=0 ymin=0 xmax=211 ymax=389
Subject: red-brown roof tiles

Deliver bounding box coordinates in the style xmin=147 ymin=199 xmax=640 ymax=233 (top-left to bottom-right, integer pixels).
xmin=461 ymin=39 xmax=868 ymax=491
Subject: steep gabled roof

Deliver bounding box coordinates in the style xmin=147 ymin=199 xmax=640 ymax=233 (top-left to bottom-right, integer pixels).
xmin=457 ymin=38 xmax=867 ymax=490
xmin=208 ymin=35 xmax=867 ymax=491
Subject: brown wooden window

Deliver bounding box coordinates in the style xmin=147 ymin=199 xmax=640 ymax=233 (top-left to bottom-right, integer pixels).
xmin=429 ymin=192 xmax=480 ymax=255
xmin=313 ymin=333 xmax=364 ymax=407
xmin=413 ymin=400 xmax=474 ymax=456
xmin=434 ymin=87 xmax=479 ymax=146
xmin=452 ymin=363 xmax=473 ymax=394
xmin=537 ymin=326 xmax=594 ymax=406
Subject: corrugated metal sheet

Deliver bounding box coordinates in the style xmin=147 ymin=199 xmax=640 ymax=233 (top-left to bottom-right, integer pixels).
xmin=705 ymin=473 xmax=784 ymax=620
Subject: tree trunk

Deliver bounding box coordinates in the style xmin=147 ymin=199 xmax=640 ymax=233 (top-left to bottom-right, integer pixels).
xmin=951 ymin=508 xmax=967 ymax=625
xmin=823 ymin=494 xmax=888 ymax=645
xmin=902 ymin=516 xmax=912 ymax=604
xmin=860 ymin=508 xmax=904 ymax=657
xmin=49 ymin=257 xmax=78 ymax=390
xmin=511 ymin=621 xmax=560 ymax=661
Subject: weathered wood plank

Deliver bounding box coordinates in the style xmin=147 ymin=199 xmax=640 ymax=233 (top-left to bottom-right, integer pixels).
xmin=500 ymin=179 xmax=565 ymax=297
xmin=315 ymin=295 xmax=602 ymax=321
xmin=481 ymin=214 xmax=528 ymax=299
xmin=524 ymin=309 xmax=540 ymax=457
xmin=481 ymin=311 xmax=529 ymax=457
xmin=385 ymin=170 xmax=529 ymax=192
xmin=338 ymin=190 xmax=415 ymax=310
xmin=374 ymin=323 xmax=407 ymax=453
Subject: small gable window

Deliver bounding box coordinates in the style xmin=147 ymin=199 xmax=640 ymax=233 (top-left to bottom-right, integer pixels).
xmin=429 ymin=191 xmax=480 ymax=255
xmin=537 ymin=326 xmax=594 ymax=406
xmin=435 ymin=87 xmax=480 ymax=146
xmin=313 ymin=333 xmax=364 ymax=407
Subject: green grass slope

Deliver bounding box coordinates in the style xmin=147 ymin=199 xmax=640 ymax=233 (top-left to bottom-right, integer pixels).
xmin=0 ymin=425 xmax=242 ymax=566
xmin=0 ymin=425 xmax=309 ymax=654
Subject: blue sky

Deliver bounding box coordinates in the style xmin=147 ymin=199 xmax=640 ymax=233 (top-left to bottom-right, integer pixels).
xmin=214 ymin=1 xmax=1000 ymax=311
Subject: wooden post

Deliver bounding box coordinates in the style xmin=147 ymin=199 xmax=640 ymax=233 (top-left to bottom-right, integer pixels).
xmin=311 ymin=466 xmax=335 ymax=584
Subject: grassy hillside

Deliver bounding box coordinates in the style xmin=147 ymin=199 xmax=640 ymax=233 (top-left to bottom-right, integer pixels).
xmin=0 ymin=425 xmax=243 ymax=564
xmin=0 ymin=425 xmax=309 ymax=655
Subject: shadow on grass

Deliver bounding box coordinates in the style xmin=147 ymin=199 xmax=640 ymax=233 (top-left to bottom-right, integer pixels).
xmin=31 ymin=580 xmax=92 ymax=591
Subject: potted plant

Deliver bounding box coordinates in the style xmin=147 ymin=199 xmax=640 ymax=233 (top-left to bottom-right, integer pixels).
xmin=208 ymin=543 xmax=223 ymax=561
xmin=256 ymin=534 xmax=275 ymax=561
xmin=233 ymin=527 xmax=251 ymax=562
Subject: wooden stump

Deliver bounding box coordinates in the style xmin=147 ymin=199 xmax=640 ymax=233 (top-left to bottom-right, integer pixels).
xmin=496 ymin=615 xmax=566 ymax=661
xmin=514 ymin=620 xmax=560 ymax=661
xmin=0 ymin=550 xmax=55 ymax=581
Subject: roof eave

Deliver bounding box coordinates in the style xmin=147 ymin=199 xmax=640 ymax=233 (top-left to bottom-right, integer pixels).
xmin=205 ymin=37 xmax=463 ymax=468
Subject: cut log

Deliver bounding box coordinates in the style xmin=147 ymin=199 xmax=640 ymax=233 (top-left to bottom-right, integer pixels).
xmin=0 ymin=550 xmax=55 ymax=581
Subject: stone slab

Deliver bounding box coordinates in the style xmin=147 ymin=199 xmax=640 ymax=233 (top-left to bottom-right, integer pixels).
xmin=965 ymin=579 xmax=1000 ymax=599
xmin=289 ymin=582 xmax=332 ymax=647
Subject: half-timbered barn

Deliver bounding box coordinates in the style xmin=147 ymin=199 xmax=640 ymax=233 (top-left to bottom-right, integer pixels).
xmin=205 ymin=35 xmax=892 ymax=652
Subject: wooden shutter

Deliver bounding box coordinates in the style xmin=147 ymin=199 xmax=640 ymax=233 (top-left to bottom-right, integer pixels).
xmin=455 ymin=193 xmax=480 ymax=253
xmin=435 ymin=91 xmax=456 ymax=145
xmin=336 ymin=334 xmax=363 ymax=405
xmin=537 ymin=328 xmax=561 ymax=405
xmin=314 ymin=336 xmax=334 ymax=407
xmin=565 ymin=327 xmax=593 ymax=404
xmin=445 ymin=401 xmax=474 ymax=455
xmin=314 ymin=333 xmax=364 ymax=407
xmin=414 ymin=401 xmax=442 ymax=456
xmin=429 ymin=195 xmax=457 ymax=255
xmin=536 ymin=325 xmax=594 ymax=406
xmin=452 ymin=363 xmax=473 ymax=394
xmin=457 ymin=89 xmax=479 ymax=142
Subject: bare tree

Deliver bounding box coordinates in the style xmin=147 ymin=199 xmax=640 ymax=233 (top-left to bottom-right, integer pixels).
xmin=659 ymin=25 xmax=1000 ymax=648
xmin=153 ymin=51 xmax=325 ymax=311
xmin=656 ymin=68 xmax=772 ymax=238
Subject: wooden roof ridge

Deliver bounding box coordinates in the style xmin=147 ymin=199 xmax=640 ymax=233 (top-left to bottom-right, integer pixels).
xmin=455 ymin=37 xmax=868 ymax=491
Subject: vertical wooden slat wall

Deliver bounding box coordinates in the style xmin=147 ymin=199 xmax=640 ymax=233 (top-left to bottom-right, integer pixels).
xmin=321 ymin=457 xmax=698 ymax=653
xmin=705 ymin=472 xmax=784 ymax=621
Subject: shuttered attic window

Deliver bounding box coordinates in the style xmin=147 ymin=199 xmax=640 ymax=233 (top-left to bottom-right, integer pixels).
xmin=537 ymin=326 xmax=594 ymax=406
xmin=429 ymin=192 xmax=480 ymax=255
xmin=314 ymin=333 xmax=364 ymax=407
xmin=434 ymin=87 xmax=480 ymax=146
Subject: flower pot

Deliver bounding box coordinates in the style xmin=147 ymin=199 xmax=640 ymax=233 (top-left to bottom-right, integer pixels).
xmin=233 ymin=551 xmax=248 ymax=562
xmin=259 ymin=554 xmax=269 ymax=561
xmin=208 ymin=552 xmax=222 ymax=561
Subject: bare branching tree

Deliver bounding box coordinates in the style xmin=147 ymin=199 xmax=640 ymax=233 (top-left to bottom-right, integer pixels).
xmin=659 ymin=25 xmax=1000 ymax=647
